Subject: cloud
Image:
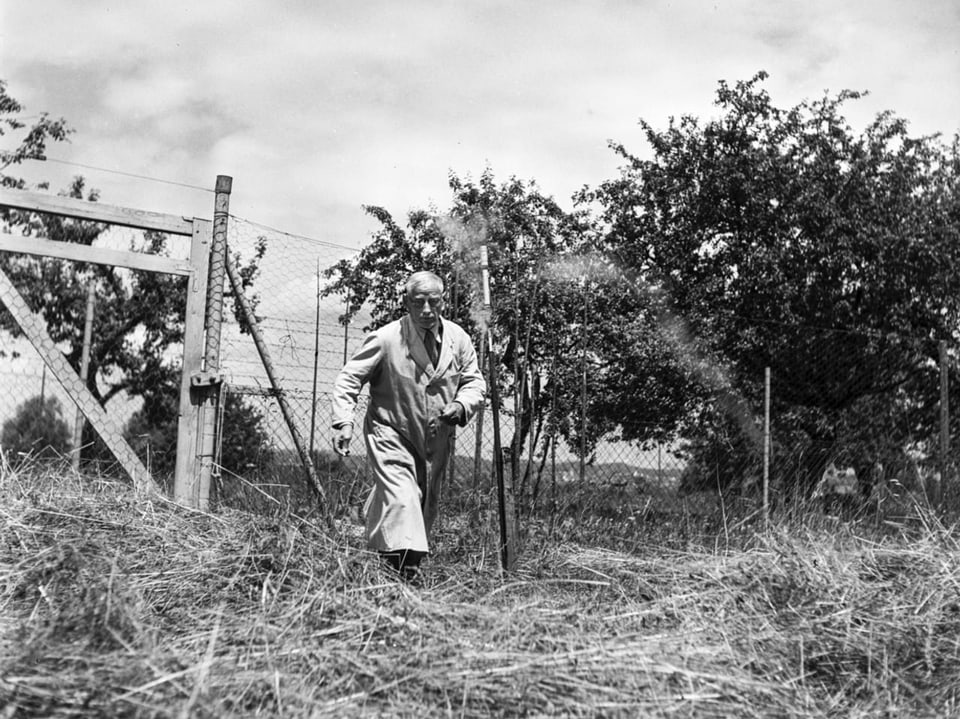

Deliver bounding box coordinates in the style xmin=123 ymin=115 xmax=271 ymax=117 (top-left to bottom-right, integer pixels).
xmin=2 ymin=0 xmax=957 ymax=248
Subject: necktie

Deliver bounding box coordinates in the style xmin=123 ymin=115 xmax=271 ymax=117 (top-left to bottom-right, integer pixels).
xmin=424 ymin=330 xmax=439 ymax=367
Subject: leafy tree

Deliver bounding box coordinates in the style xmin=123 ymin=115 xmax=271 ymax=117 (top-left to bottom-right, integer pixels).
xmin=1 ymin=81 xmax=181 ymax=406
xmin=323 ymin=171 xmax=584 ymax=498
xmin=1 ymin=394 xmax=72 ymax=459
xmin=584 ymin=71 xmax=960 ymax=490
xmin=0 ymin=79 xmax=71 ymax=190
xmin=322 ymin=170 xmax=688 ymax=509
xmin=0 ymin=81 xmax=269 ymax=476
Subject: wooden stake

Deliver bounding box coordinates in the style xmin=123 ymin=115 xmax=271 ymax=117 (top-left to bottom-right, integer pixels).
xmin=71 ymin=280 xmax=96 ymax=473
xmin=763 ymin=366 xmax=771 ymax=529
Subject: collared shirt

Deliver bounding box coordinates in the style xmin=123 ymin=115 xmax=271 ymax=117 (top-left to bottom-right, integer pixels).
xmin=416 ymin=318 xmax=443 ymax=345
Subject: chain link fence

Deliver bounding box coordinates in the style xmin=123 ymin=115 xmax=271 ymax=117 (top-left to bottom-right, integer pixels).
xmin=2 ymin=207 xmax=955 ymax=521
xmin=218 ymin=219 xmax=959 ymax=521
xmin=0 ymin=217 xmax=192 ymax=478
xmin=217 ymin=218 xmax=690 ymax=518
xmin=212 ymin=217 xmax=365 ymax=511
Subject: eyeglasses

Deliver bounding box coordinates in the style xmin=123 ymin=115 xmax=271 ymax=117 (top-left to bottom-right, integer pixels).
xmin=409 ymin=297 xmax=443 ymax=309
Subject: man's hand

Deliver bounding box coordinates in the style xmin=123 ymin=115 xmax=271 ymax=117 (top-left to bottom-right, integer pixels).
xmin=333 ymin=423 xmax=353 ymax=456
xmin=438 ymin=401 xmax=464 ymax=426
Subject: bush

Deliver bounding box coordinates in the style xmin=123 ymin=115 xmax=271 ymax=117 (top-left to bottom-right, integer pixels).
xmin=1 ymin=394 xmax=72 ymax=460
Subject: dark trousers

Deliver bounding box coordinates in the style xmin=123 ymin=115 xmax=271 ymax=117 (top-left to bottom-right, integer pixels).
xmin=379 ymin=549 xmax=426 ymax=579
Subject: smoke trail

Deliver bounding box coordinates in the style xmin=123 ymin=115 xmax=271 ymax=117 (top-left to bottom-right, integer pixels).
xmin=544 ymin=249 xmax=764 ymax=450
xmin=435 ymin=214 xmax=764 ymax=451
xmin=436 ymin=213 xmax=491 ymax=330
xmin=539 ymin=253 xmax=621 ymax=286
xmin=606 ymin=262 xmax=765 ymax=449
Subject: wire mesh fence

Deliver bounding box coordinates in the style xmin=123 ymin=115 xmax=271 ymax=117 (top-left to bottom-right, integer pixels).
xmin=215 ymin=216 xmax=367 ymax=509
xmin=216 ymin=218 xmax=691 ymax=517
xmin=2 ymin=204 xmax=957 ymax=521
xmin=217 ymin=218 xmax=960 ymax=520
xmin=0 ymin=215 xmax=192 ymax=479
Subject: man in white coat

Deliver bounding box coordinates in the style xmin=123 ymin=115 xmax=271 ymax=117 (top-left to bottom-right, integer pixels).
xmin=331 ymin=271 xmax=486 ymax=579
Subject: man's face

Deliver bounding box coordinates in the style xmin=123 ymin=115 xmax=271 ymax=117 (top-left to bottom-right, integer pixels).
xmin=405 ymin=284 xmax=444 ymax=330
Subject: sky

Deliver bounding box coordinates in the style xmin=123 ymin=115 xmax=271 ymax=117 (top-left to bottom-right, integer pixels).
xmin=1 ymin=0 xmax=959 ymax=251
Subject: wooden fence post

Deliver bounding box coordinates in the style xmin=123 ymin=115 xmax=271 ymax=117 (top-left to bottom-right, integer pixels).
xmin=173 ymin=218 xmax=212 ymax=506
xmin=71 ymin=280 xmax=96 ymax=473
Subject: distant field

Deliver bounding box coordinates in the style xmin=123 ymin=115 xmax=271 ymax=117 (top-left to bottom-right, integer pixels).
xmin=2 ymin=464 xmax=958 ymax=717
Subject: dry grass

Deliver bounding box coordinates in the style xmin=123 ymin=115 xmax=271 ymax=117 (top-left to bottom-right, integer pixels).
xmin=2 ymin=463 xmax=959 ymax=718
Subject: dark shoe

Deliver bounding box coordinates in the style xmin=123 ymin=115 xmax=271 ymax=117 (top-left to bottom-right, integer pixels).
xmin=379 ymin=549 xmax=426 ymax=581
xmin=401 ymin=565 xmax=423 ymax=586
xmin=379 ymin=550 xmax=404 ymax=573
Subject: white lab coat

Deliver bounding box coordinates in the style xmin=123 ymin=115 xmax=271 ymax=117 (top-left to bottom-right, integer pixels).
xmin=332 ymin=314 xmax=486 ymax=552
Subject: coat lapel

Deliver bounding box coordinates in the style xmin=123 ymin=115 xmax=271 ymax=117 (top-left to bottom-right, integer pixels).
xmin=402 ymin=315 xmax=453 ymax=379
xmin=433 ymin=324 xmax=453 ymax=375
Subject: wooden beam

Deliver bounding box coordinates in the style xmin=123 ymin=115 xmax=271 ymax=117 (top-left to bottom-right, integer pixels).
xmin=0 ymin=266 xmax=158 ymax=495
xmin=0 ymin=232 xmax=193 ymax=276
xmin=0 ymin=186 xmax=195 ymax=236
xmin=173 ymin=218 xmax=211 ymax=507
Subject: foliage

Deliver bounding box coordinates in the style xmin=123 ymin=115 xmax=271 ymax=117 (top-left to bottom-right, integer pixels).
xmin=227 ymin=236 xmax=268 ymax=335
xmin=321 ymin=171 xmax=655 ymax=503
xmin=1 ymin=81 xmax=188 ymax=408
xmin=0 ymin=80 xmax=270 ymax=474
xmin=1 ymin=394 xmax=72 ymax=459
xmin=0 ymin=79 xmax=71 ymax=189
xmin=322 ymin=169 xmax=724 ymax=509
xmin=583 ymin=71 xmax=960 ymax=489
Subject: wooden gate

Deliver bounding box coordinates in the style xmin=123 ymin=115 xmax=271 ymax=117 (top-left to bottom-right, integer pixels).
xmin=0 ymin=186 xmax=211 ymax=499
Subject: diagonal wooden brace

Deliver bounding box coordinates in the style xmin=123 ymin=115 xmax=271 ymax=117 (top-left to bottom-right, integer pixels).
xmin=0 ymin=266 xmax=157 ymax=494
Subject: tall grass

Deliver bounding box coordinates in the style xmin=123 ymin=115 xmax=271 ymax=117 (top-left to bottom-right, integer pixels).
xmin=2 ymin=457 xmax=959 ymax=717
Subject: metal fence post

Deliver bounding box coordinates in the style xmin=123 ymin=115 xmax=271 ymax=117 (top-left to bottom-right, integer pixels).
xmin=192 ymin=175 xmax=231 ymax=510
xmin=763 ymin=366 xmax=771 ymax=528
xmin=938 ymin=340 xmax=949 ymax=510
xmin=480 ymin=244 xmax=517 ymax=570
xmin=472 ymin=331 xmax=487 ymax=515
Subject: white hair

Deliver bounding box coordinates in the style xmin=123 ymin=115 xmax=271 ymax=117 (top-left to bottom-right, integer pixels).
xmin=404 ymin=271 xmax=444 ymax=297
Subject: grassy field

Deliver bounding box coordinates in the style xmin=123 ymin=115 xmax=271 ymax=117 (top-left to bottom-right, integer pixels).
xmin=2 ymin=463 xmax=959 ymax=718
